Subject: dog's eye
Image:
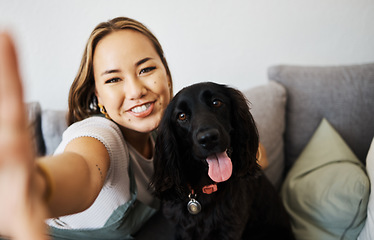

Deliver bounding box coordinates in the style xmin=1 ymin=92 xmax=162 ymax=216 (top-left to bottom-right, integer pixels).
xmin=212 ymin=99 xmax=223 ymax=108
xmin=178 ymin=113 xmax=187 ymax=121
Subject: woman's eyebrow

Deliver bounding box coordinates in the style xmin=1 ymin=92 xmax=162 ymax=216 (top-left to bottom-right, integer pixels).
xmin=100 ymin=57 xmax=154 ymax=76
xmin=101 ymin=69 xmax=121 ymax=76
xmin=135 ymin=57 xmax=153 ymax=67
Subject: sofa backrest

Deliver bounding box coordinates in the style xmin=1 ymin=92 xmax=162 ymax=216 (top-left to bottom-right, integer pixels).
xmin=268 ymin=63 xmax=374 ymax=170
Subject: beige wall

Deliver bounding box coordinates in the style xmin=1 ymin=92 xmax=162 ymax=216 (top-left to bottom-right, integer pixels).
xmin=1 ymin=0 xmax=373 ymax=110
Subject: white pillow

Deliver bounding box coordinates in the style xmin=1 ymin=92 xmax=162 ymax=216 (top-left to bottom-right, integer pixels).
xmin=358 ymin=138 xmax=374 ymax=240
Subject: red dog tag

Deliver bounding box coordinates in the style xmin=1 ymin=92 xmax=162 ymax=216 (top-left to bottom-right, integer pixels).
xmin=202 ymin=183 xmax=218 ymax=194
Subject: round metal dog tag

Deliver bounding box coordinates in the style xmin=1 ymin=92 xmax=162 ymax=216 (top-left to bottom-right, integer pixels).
xmin=187 ymin=198 xmax=201 ymax=214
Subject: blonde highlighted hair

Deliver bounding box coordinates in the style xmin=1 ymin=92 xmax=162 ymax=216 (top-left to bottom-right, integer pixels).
xmin=67 ymin=17 xmax=173 ymax=125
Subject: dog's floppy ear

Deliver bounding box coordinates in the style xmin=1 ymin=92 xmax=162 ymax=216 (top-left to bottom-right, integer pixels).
xmin=227 ymin=86 xmax=260 ymax=177
xmin=151 ymin=99 xmax=184 ymax=199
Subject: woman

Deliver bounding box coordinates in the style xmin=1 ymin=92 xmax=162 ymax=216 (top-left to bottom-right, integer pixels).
xmin=0 ymin=17 xmax=267 ymax=239
xmin=0 ymin=17 xmax=172 ymax=240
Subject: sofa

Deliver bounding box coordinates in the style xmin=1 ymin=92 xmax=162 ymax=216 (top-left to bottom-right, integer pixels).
xmin=27 ymin=62 xmax=374 ymax=239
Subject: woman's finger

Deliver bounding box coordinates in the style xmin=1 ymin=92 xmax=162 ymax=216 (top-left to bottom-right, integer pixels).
xmin=0 ymin=32 xmax=49 ymax=240
xmin=0 ymin=32 xmax=31 ymax=165
xmin=0 ymin=32 xmax=27 ymax=131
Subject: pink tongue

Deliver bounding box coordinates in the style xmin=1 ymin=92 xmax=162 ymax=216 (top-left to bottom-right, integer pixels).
xmin=206 ymin=151 xmax=232 ymax=182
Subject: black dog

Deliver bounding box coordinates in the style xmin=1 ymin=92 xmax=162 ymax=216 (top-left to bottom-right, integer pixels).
xmin=151 ymin=82 xmax=295 ymax=240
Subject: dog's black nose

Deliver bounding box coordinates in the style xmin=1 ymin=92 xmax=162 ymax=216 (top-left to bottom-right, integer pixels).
xmin=197 ymin=129 xmax=220 ymax=149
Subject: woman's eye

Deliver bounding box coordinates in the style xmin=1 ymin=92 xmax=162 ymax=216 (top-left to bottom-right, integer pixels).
xmin=105 ymin=78 xmax=121 ymax=84
xmin=212 ymin=99 xmax=223 ymax=108
xmin=139 ymin=66 xmax=156 ymax=75
xmin=178 ymin=113 xmax=187 ymax=121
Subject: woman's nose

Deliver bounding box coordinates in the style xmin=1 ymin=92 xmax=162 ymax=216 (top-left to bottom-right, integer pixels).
xmin=125 ymin=78 xmax=147 ymax=100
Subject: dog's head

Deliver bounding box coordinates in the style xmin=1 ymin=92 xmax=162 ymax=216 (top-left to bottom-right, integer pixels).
xmin=152 ymin=82 xmax=259 ymax=198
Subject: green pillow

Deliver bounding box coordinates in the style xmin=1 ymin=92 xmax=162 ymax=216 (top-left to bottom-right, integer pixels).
xmin=281 ymin=118 xmax=370 ymax=240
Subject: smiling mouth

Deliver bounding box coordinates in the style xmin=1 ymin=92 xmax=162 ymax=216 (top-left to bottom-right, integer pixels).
xmin=131 ymin=103 xmax=152 ymax=113
xmin=128 ymin=102 xmax=154 ymax=118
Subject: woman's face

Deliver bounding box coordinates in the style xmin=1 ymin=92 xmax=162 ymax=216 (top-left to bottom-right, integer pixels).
xmin=93 ymin=30 xmax=171 ymax=134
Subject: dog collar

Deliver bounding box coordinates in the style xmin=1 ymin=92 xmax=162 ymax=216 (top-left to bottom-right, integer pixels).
xmin=188 ymin=183 xmax=218 ymax=195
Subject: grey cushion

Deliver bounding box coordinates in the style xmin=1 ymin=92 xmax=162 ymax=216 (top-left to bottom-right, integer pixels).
xmin=41 ymin=110 xmax=68 ymax=155
xmin=243 ymin=81 xmax=287 ymax=190
xmin=268 ymin=63 xmax=374 ymax=169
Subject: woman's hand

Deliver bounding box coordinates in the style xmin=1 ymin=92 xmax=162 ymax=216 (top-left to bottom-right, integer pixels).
xmin=0 ymin=32 xmax=49 ymax=239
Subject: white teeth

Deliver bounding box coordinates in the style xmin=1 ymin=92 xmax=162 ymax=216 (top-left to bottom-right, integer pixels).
xmin=131 ymin=103 xmax=151 ymax=113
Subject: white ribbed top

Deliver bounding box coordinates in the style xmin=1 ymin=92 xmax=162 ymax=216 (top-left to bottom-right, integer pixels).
xmin=47 ymin=116 xmax=155 ymax=229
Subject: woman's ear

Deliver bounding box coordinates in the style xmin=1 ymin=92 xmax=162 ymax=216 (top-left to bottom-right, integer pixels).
xmin=168 ymin=80 xmax=173 ymax=98
xmin=95 ymin=90 xmax=102 ymax=105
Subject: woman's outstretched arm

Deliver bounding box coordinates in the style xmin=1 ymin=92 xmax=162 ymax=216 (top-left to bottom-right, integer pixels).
xmin=0 ymin=32 xmax=111 ymax=239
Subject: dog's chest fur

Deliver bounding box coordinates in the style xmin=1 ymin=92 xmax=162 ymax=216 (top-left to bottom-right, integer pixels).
xmin=162 ymin=176 xmax=261 ymax=240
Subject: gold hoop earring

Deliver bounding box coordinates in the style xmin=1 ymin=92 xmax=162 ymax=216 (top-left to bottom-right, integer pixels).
xmin=98 ymin=103 xmax=111 ymax=119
